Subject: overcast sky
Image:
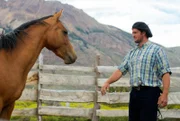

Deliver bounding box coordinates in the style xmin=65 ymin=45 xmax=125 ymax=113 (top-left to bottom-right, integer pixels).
xmin=48 ymin=0 xmax=180 ymax=47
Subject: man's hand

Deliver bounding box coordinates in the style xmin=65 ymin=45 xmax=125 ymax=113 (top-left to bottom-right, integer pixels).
xmin=157 ymin=93 xmax=168 ymax=108
xmin=158 ymin=73 xmax=170 ymax=108
xmin=101 ymin=82 xmax=110 ymax=95
xmin=100 ymin=69 xmax=122 ymax=95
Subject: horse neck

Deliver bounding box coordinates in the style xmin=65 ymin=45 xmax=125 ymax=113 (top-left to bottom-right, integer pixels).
xmin=10 ymin=27 xmax=47 ymax=76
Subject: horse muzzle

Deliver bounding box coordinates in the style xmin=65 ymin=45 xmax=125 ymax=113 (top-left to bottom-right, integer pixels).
xmin=64 ymin=53 xmax=77 ymax=64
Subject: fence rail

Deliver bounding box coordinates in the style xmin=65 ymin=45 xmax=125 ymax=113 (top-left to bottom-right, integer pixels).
xmin=12 ymin=58 xmax=180 ymax=121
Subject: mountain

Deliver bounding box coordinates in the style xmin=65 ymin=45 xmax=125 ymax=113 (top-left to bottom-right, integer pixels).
xmin=165 ymin=46 xmax=180 ymax=67
xmin=0 ymin=0 xmax=180 ymax=67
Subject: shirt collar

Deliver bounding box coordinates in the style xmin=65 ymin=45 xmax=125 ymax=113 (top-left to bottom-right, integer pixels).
xmin=136 ymin=41 xmax=151 ymax=49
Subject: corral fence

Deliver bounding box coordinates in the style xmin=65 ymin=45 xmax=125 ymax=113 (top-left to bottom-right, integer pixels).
xmin=12 ymin=54 xmax=180 ymax=121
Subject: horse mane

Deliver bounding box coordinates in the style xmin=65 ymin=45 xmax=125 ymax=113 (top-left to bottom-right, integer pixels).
xmin=0 ymin=15 xmax=53 ymax=50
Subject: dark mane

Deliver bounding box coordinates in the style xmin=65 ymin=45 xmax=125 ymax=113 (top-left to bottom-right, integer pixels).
xmin=0 ymin=15 xmax=53 ymax=50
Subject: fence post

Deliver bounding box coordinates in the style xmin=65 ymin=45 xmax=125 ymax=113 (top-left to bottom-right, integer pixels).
xmin=92 ymin=54 xmax=100 ymax=121
xmin=37 ymin=53 xmax=43 ymax=121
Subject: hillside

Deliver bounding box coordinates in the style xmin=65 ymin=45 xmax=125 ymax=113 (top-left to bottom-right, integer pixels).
xmin=0 ymin=0 xmax=179 ymax=67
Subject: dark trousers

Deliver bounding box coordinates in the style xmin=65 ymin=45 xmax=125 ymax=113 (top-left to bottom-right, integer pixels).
xmin=129 ymin=86 xmax=161 ymax=121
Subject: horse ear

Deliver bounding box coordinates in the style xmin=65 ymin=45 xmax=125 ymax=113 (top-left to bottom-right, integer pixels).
xmin=54 ymin=9 xmax=63 ymax=20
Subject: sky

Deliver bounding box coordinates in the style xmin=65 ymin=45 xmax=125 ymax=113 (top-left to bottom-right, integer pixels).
xmin=48 ymin=0 xmax=180 ymax=47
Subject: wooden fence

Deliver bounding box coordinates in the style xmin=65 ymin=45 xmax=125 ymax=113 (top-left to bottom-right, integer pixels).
xmin=12 ymin=55 xmax=180 ymax=121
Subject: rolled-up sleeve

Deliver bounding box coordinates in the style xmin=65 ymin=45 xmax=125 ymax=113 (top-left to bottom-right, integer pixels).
xmin=156 ymin=48 xmax=172 ymax=78
xmin=118 ymin=52 xmax=130 ymax=75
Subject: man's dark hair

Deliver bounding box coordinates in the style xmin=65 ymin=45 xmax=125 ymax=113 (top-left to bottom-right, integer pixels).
xmin=132 ymin=22 xmax=153 ymax=38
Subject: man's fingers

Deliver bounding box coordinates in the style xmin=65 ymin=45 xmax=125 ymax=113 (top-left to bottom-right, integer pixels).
xmin=159 ymin=103 xmax=167 ymax=108
xmin=157 ymin=97 xmax=162 ymax=104
xmin=157 ymin=94 xmax=168 ymax=108
xmin=162 ymin=100 xmax=167 ymax=106
xmin=107 ymin=87 xmax=109 ymax=91
xmin=101 ymin=87 xmax=107 ymax=95
xmin=101 ymin=83 xmax=110 ymax=95
xmin=158 ymin=100 xmax=168 ymax=108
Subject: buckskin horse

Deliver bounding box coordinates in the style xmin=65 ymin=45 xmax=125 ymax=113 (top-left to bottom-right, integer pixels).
xmin=0 ymin=10 xmax=77 ymax=120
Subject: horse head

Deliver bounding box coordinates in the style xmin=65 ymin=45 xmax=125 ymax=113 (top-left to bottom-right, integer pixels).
xmin=44 ymin=10 xmax=77 ymax=64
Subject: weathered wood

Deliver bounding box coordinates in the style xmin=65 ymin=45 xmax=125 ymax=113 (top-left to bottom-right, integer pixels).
xmin=19 ymin=89 xmax=180 ymax=104
xmin=12 ymin=108 xmax=37 ymax=116
xmin=171 ymin=67 xmax=180 ymax=74
xmin=27 ymin=71 xmax=38 ymax=78
xmin=18 ymin=89 xmax=180 ymax=104
xmin=31 ymin=63 xmax=39 ymax=70
xmin=39 ymin=65 xmax=95 ymax=73
xmin=39 ymin=89 xmax=95 ymax=102
xmin=96 ymin=109 xmax=180 ymax=119
xmin=14 ymin=63 xmax=180 ymax=120
xmin=38 ymin=56 xmax=43 ymax=121
xmin=18 ymin=89 xmax=37 ymax=101
xmin=39 ymin=73 xmax=95 ymax=86
xmin=18 ymin=88 xmax=180 ymax=104
xmin=96 ymin=109 xmax=128 ymax=117
xmin=97 ymin=66 xmax=180 ymax=74
xmin=98 ymin=78 xmax=130 ymax=87
xmin=170 ymin=77 xmax=180 ymax=87
xmin=98 ymin=92 xmax=180 ymax=104
xmin=26 ymin=71 xmax=38 ymax=86
xmin=96 ymin=66 xmax=118 ymax=73
xmin=98 ymin=92 xmax=129 ymax=104
xmin=168 ymin=92 xmax=180 ymax=104
xmin=92 ymin=54 xmax=100 ymax=121
xmin=160 ymin=109 xmax=180 ymax=119
xmin=38 ymin=106 xmax=93 ymax=118
xmin=98 ymin=77 xmax=180 ymax=91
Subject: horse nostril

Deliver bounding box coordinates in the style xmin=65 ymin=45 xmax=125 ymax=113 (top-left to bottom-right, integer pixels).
xmin=69 ymin=55 xmax=77 ymax=63
xmin=64 ymin=54 xmax=77 ymax=64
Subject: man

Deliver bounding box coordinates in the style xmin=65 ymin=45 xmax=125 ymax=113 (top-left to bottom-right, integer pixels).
xmin=101 ymin=22 xmax=171 ymax=121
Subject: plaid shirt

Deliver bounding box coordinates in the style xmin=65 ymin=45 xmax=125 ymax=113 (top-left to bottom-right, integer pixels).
xmin=118 ymin=41 xmax=171 ymax=87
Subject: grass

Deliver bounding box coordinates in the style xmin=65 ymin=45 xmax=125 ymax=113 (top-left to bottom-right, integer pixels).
xmin=11 ymin=101 xmax=180 ymax=121
xmin=167 ymin=104 xmax=180 ymax=109
xmin=14 ymin=101 xmax=37 ymax=109
xmin=12 ymin=116 xmax=180 ymax=121
xmin=11 ymin=116 xmax=128 ymax=121
xmin=60 ymin=102 xmax=94 ymax=109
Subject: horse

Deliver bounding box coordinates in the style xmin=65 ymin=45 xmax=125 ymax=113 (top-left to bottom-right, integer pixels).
xmin=0 ymin=10 xmax=77 ymax=120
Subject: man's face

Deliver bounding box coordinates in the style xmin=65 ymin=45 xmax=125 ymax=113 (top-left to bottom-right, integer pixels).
xmin=132 ymin=28 xmax=144 ymax=43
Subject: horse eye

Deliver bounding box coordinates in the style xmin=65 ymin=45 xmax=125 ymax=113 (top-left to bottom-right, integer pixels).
xmin=63 ymin=31 xmax=68 ymax=35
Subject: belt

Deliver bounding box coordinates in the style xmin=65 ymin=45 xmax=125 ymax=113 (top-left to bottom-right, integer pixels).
xmin=132 ymin=86 xmax=152 ymax=91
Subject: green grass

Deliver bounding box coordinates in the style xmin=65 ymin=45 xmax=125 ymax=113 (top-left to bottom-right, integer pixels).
xmin=60 ymin=102 xmax=94 ymax=109
xmin=11 ymin=116 xmax=180 ymax=121
xmin=100 ymin=103 xmax=128 ymax=110
xmin=14 ymin=101 xmax=37 ymax=109
xmin=12 ymin=101 xmax=180 ymax=121
xmin=60 ymin=102 xmax=129 ymax=110
xmin=167 ymin=104 xmax=180 ymax=109
xmin=11 ymin=116 xmax=37 ymax=121
xmin=11 ymin=116 xmax=128 ymax=121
